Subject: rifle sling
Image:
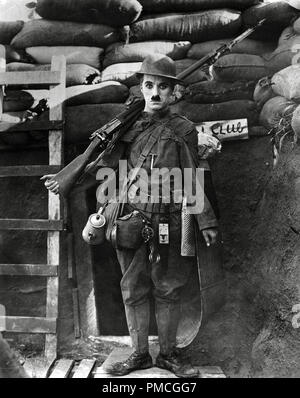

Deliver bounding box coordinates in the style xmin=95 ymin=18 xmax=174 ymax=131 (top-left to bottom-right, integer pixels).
xmin=105 ymin=125 xmax=162 ymax=239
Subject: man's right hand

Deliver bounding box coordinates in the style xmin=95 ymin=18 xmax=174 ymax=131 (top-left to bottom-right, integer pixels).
xmin=40 ymin=174 xmax=60 ymax=195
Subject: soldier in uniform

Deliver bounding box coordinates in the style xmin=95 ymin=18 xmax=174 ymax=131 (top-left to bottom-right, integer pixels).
xmin=43 ymin=54 xmax=220 ymax=378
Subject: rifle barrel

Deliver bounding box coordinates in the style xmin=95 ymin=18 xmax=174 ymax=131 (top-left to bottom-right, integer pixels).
xmin=176 ymin=18 xmax=266 ymax=83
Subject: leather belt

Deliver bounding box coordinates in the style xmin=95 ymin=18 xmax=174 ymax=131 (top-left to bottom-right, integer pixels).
xmin=127 ymin=199 xmax=182 ymax=214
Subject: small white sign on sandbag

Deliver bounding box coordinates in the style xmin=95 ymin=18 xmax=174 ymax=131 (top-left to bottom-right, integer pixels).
xmin=196 ymin=118 xmax=249 ymax=141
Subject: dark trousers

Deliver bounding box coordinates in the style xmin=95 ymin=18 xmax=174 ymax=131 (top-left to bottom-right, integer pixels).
xmin=116 ymin=210 xmax=194 ymax=354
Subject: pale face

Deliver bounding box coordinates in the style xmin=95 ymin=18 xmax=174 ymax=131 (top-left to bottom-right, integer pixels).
xmin=140 ymin=74 xmax=174 ymax=114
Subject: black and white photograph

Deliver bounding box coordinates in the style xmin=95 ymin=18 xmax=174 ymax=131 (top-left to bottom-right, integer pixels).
xmin=0 ymin=0 xmax=300 ymax=381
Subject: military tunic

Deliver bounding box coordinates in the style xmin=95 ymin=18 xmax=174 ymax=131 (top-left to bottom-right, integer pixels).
xmin=92 ymin=108 xmax=218 ymax=307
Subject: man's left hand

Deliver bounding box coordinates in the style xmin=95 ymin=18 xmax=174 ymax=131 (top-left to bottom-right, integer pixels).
xmin=202 ymin=228 xmax=218 ymax=247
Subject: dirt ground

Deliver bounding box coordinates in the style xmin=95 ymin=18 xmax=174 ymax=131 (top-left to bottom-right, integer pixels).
xmin=1 ymin=133 xmax=300 ymax=378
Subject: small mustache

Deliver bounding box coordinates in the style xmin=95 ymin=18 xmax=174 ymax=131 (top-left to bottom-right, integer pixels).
xmin=151 ymin=95 xmax=161 ymax=102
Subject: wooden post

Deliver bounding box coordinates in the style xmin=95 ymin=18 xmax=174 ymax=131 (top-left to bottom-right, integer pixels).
xmin=0 ymin=45 xmax=5 ymax=120
xmin=69 ymin=191 xmax=99 ymax=337
xmin=45 ymin=55 xmax=66 ymax=359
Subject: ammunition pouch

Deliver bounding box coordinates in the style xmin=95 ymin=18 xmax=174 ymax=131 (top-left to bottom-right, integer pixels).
xmin=111 ymin=210 xmax=146 ymax=250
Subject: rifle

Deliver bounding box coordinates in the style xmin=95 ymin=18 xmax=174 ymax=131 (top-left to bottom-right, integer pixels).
xmin=45 ymin=19 xmax=266 ymax=197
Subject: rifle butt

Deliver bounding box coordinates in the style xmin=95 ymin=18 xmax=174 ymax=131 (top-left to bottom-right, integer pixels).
xmin=55 ymin=153 xmax=90 ymax=197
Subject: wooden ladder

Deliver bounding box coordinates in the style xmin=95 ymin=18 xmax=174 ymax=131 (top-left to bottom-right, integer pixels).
xmin=0 ymin=45 xmax=66 ymax=377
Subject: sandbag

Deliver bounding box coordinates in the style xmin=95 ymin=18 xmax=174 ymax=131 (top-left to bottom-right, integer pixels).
xmin=171 ymin=100 xmax=259 ymax=125
xmin=272 ymin=65 xmax=300 ymax=101
xmin=266 ymin=31 xmax=300 ymax=70
xmin=129 ymin=10 xmax=242 ymax=43
xmin=11 ymin=20 xmax=121 ymax=49
xmin=259 ymin=96 xmax=297 ymax=129
xmin=0 ymin=111 xmax=31 ymax=146
xmin=65 ymin=104 xmax=126 ymax=143
xmin=23 ymin=89 xmax=49 ymax=108
xmin=0 ymin=133 xmax=30 ymax=147
xmin=174 ymin=59 xmax=208 ymax=84
xmin=0 ymin=21 xmax=24 ymax=44
xmin=274 ymin=32 xmax=300 ymax=49
xmin=66 ymin=82 xmax=129 ymax=106
xmin=212 ymin=54 xmax=270 ymax=82
xmin=188 ymin=39 xmax=276 ymax=59
xmin=64 ymin=65 xmax=101 ymax=86
xmin=7 ymin=63 xmax=101 ymax=87
xmin=294 ymin=16 xmax=300 ymax=34
xmin=101 ymin=62 xmax=141 ymax=87
xmin=103 ymin=41 xmax=191 ymax=68
xmin=253 ymin=76 xmax=276 ymax=109
xmin=4 ymin=45 xmax=34 ymax=63
xmin=3 ymin=90 xmax=34 ymax=112
xmin=129 ymin=85 xmax=143 ymax=100
xmin=36 ymin=0 xmax=142 ymax=27
xmin=139 ymin=0 xmax=258 ymax=13
xmin=242 ymin=2 xmax=299 ymax=41
xmin=278 ymin=26 xmax=296 ymax=46
xmin=291 ymin=104 xmax=300 ymax=138
xmin=263 ymin=43 xmax=300 ymax=73
xmin=248 ymin=125 xmax=268 ymax=137
xmin=26 ymin=46 xmax=104 ymax=69
xmin=186 ymin=80 xmax=255 ymax=103
xmin=29 ymin=103 xmax=127 ymax=144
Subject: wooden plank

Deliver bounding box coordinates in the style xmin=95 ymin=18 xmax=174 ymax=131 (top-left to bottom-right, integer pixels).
xmin=45 ymin=55 xmax=66 ymax=361
xmin=0 ymin=142 xmax=48 ymax=152
xmin=49 ymin=359 xmax=74 ymax=379
xmin=94 ymin=366 xmax=177 ymax=379
xmin=93 ymin=346 xmax=177 ymax=379
xmin=0 ymin=71 xmax=62 ymax=86
xmin=24 ymin=356 xmax=56 ymax=378
xmin=0 ymin=264 xmax=58 ymax=276
xmin=72 ymin=359 xmax=96 ymax=379
xmin=94 ymin=346 xmax=226 ymax=379
xmin=72 ymin=288 xmax=81 ymax=339
xmin=45 ymin=275 xmax=59 ymax=358
xmin=0 ymin=120 xmax=64 ymax=132
xmin=45 ymin=335 xmax=58 ymax=360
xmin=0 ymin=219 xmax=64 ymax=231
xmin=1 ymin=316 xmax=56 ymax=334
xmin=0 ymin=165 xmax=61 ymax=177
xmin=70 ymin=191 xmax=99 ymax=337
xmin=198 ymin=366 xmax=226 ymax=378
xmin=0 ymin=45 xmax=5 ymax=120
xmin=95 ymin=366 xmax=226 ymax=379
xmin=67 ymin=233 xmax=74 ymax=280
xmin=89 ymin=336 xmax=158 ymax=346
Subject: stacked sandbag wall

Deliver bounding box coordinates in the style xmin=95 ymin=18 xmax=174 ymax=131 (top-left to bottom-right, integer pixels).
xmin=0 ymin=0 xmax=142 ymax=145
xmin=1 ymin=0 xmax=300 ymax=146
xmin=251 ymin=10 xmax=300 ymax=143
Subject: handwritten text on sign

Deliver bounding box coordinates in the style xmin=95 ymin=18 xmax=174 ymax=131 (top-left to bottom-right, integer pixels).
xmin=196 ymin=119 xmax=249 ymax=141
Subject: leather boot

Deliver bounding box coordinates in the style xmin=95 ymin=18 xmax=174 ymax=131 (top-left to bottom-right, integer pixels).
xmin=106 ymin=302 xmax=153 ymax=376
xmin=156 ymin=351 xmax=198 ymax=378
xmin=155 ymin=301 xmax=180 ymax=355
xmin=106 ymin=351 xmax=153 ymax=376
xmin=155 ymin=302 xmax=198 ymax=378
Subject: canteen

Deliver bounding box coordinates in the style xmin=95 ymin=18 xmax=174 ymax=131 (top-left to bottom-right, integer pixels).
xmin=82 ymin=208 xmax=106 ymax=245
